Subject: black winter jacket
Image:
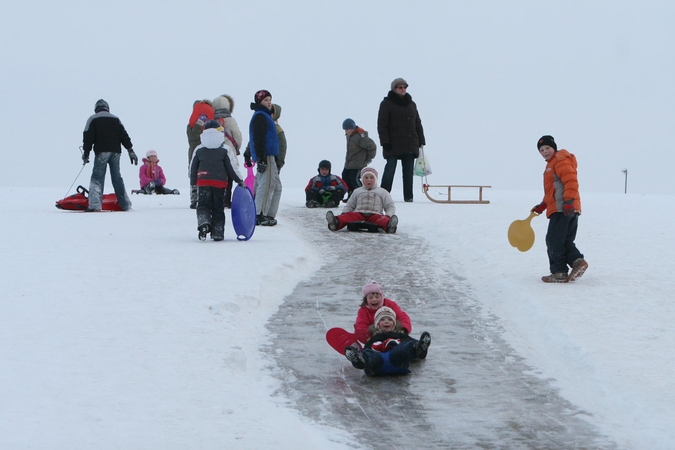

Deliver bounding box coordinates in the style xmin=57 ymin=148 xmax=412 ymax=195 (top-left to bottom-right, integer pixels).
xmin=82 ymin=111 xmax=133 ymax=156
xmin=377 ymin=91 xmax=425 ymax=158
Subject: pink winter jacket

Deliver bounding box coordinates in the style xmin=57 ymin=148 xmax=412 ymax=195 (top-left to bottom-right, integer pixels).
xmin=139 ymin=158 xmax=167 ymax=188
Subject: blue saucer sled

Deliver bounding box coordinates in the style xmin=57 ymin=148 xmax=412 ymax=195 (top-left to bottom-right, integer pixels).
xmin=231 ymin=185 xmax=256 ymax=241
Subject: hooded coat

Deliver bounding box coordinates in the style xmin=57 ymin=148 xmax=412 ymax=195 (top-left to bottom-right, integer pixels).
xmin=542 ymin=149 xmax=582 ymax=217
xmin=213 ymin=94 xmax=243 ymax=153
xmin=344 ymin=127 xmax=377 ymax=170
xmin=377 ymin=91 xmax=425 ymax=158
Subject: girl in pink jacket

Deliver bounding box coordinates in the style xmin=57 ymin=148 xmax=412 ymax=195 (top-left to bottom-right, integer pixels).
xmin=139 ymin=150 xmax=179 ymax=195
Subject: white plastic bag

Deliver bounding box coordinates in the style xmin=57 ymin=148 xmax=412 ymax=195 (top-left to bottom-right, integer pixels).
xmin=414 ymin=147 xmax=432 ymax=177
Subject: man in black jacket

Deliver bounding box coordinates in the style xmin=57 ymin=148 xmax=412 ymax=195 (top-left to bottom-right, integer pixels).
xmin=82 ymin=99 xmax=138 ymax=211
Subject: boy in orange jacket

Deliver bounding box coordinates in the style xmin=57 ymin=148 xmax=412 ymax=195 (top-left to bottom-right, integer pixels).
xmin=531 ymin=135 xmax=588 ymax=283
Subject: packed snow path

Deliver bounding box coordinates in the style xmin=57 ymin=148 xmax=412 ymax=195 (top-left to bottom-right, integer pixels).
xmin=266 ymin=206 xmax=618 ymax=450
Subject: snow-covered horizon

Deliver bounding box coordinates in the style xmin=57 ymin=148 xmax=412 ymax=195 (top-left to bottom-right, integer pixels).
xmin=2 ymin=185 xmax=673 ymax=449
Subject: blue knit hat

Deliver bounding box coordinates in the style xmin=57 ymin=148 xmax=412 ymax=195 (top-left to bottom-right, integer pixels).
xmin=342 ymin=118 xmax=356 ymax=130
xmin=205 ymin=120 xmax=221 ymax=130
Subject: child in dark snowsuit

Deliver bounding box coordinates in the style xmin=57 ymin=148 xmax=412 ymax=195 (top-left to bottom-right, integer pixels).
xmin=139 ymin=150 xmax=179 ymax=194
xmin=189 ymin=121 xmax=244 ymax=241
xmin=344 ymin=306 xmax=431 ymax=376
xmin=304 ymin=160 xmax=347 ymax=208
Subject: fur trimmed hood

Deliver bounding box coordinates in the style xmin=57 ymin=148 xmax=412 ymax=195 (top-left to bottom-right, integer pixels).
xmin=213 ymin=94 xmax=235 ymax=113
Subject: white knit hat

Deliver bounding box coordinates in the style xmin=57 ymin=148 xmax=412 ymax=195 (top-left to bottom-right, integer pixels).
xmin=374 ymin=306 xmax=396 ymax=327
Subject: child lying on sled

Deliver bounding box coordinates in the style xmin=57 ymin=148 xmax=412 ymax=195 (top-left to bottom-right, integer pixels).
xmin=325 ymin=166 xmax=398 ymax=233
xmin=139 ymin=150 xmax=179 ymax=194
xmin=344 ymin=305 xmax=431 ymax=376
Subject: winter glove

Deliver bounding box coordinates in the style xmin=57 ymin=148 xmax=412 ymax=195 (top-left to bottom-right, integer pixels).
xmin=154 ymin=179 xmax=163 ymax=187
xmin=129 ymin=150 xmax=138 ymax=165
xmin=383 ymin=143 xmax=392 ymax=152
xmin=257 ymin=162 xmax=267 ymax=173
xmin=196 ymin=114 xmax=208 ymax=126
xmin=531 ymin=202 xmax=546 ymax=215
xmin=237 ymin=180 xmax=245 ymax=188
xmin=82 ymin=153 xmax=90 ymax=164
xmin=244 ymin=157 xmax=252 ymax=168
xmin=563 ymin=199 xmax=575 ymax=217
xmin=318 ymin=189 xmax=326 ymax=195
xmin=327 ymin=186 xmax=336 ymax=191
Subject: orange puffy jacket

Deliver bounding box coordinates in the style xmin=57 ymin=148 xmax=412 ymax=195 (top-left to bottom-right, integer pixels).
xmin=541 ymin=149 xmax=582 ymax=218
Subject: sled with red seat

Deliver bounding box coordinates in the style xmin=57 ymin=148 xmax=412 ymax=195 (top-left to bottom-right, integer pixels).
xmin=55 ymin=185 xmax=123 ymax=211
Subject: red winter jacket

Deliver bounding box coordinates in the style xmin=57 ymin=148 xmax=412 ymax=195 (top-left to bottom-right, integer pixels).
xmin=354 ymin=298 xmax=412 ymax=344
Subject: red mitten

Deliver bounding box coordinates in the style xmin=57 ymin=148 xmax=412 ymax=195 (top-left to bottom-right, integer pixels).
xmin=532 ymin=202 xmax=546 ymax=214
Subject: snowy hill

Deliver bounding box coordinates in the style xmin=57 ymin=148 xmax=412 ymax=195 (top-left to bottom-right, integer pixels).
xmin=2 ymin=186 xmax=674 ymax=449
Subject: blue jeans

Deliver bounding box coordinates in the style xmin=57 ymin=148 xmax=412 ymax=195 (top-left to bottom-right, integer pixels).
xmin=88 ymin=152 xmax=131 ymax=211
xmin=380 ymin=154 xmax=415 ymax=201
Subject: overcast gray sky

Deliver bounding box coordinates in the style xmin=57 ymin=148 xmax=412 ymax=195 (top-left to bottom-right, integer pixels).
xmin=2 ymin=0 xmax=673 ymax=195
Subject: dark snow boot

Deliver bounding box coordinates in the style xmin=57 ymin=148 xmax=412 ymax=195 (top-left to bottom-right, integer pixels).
xmin=198 ymin=224 xmax=211 ymax=241
xmin=416 ymin=331 xmax=431 ymax=359
xmin=386 ymin=215 xmax=398 ymax=234
xmin=344 ymin=347 xmax=366 ymax=369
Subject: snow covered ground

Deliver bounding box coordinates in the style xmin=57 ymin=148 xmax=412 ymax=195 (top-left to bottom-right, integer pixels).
xmin=1 ymin=185 xmax=674 ymax=449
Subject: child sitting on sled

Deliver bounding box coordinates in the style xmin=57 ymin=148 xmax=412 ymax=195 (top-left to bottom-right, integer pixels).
xmin=325 ymin=167 xmax=398 ymax=233
xmin=305 ymin=160 xmax=347 ymax=208
xmin=139 ymin=150 xmax=179 ymax=194
xmin=353 ymin=281 xmax=412 ymax=344
xmin=344 ymin=306 xmax=431 ymax=376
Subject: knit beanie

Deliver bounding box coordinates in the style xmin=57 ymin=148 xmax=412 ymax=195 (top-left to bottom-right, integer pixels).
xmin=204 ymin=120 xmax=221 ymax=130
xmin=537 ymin=135 xmax=557 ymax=151
xmin=146 ymin=150 xmax=158 ymax=158
xmin=362 ymin=281 xmax=384 ymax=297
xmin=254 ymin=90 xmax=272 ymax=104
xmin=94 ymin=99 xmax=109 ymax=113
xmin=374 ymin=306 xmax=396 ymax=327
xmin=342 ymin=118 xmax=356 ymax=130
xmin=318 ymin=160 xmax=331 ymax=172
xmin=390 ymin=78 xmax=408 ymax=91
xmin=360 ymin=167 xmax=378 ymax=179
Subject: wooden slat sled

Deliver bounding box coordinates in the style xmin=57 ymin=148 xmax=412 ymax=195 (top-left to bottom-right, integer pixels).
xmin=422 ymin=184 xmax=491 ymax=204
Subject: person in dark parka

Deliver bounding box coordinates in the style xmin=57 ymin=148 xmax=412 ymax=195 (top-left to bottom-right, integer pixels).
xmin=377 ymin=78 xmax=426 ymax=202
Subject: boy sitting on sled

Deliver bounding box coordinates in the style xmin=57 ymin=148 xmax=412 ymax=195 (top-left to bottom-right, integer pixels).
xmin=139 ymin=150 xmax=179 ymax=194
xmin=305 ymin=160 xmax=347 ymax=208
xmin=325 ymin=167 xmax=398 ymax=233
xmin=344 ymin=306 xmax=431 ymax=376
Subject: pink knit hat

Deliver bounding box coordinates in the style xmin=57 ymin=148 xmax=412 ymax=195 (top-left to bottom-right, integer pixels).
xmin=360 ymin=167 xmax=378 ymax=179
xmin=362 ymin=281 xmax=384 ymax=297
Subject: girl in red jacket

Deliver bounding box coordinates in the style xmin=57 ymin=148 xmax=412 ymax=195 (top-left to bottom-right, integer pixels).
xmin=353 ymin=281 xmax=412 ymax=344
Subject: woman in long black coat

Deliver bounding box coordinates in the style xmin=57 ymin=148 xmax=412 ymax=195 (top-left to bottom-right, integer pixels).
xmin=376 ymin=78 xmax=426 ymax=202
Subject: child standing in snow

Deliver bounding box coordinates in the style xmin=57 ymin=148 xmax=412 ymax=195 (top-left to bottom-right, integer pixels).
xmin=304 ymin=160 xmax=347 ymax=208
xmin=345 ymin=306 xmax=431 ymax=376
xmin=325 ymin=167 xmax=398 ymax=233
xmin=190 ymin=121 xmax=244 ymax=241
xmin=352 ymin=281 xmax=412 ymax=345
xmin=139 ymin=150 xmax=179 ymax=194
xmin=531 ymin=135 xmax=588 ymax=283
xmin=341 ymin=118 xmax=376 ymax=202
